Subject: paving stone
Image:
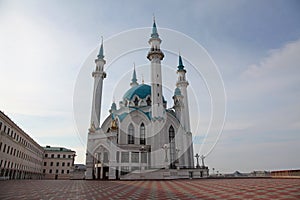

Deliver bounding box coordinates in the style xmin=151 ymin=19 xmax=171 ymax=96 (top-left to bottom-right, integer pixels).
xmin=0 ymin=179 xmax=299 ymax=199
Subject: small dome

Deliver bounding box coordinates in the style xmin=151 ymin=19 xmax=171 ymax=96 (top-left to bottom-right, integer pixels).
xmin=174 ymin=87 xmax=182 ymax=96
xmin=123 ymin=84 xmax=151 ymax=101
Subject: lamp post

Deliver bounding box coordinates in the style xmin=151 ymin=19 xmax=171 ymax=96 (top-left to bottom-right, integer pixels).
xmin=195 ymin=153 xmax=200 ymax=168
xmin=162 ymin=144 xmax=169 ymax=169
xmin=162 ymin=144 xmax=169 ymax=162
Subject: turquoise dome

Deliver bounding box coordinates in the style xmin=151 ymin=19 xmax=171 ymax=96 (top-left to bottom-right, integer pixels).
xmin=123 ymin=84 xmax=151 ymax=100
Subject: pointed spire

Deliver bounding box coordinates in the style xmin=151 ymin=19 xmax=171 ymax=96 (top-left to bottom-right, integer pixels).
xmin=151 ymin=15 xmax=159 ymax=38
xmin=178 ymin=53 xmax=185 ymax=71
xmin=130 ymin=63 xmax=138 ymax=87
xmin=97 ymin=36 xmax=104 ymax=59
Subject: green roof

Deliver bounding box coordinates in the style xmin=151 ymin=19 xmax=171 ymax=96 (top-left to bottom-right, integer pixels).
xmin=44 ymin=146 xmax=74 ymax=152
xmin=123 ymin=84 xmax=151 ymax=100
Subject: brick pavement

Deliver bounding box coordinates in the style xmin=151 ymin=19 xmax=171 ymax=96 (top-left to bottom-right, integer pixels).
xmin=0 ymin=178 xmax=299 ymax=200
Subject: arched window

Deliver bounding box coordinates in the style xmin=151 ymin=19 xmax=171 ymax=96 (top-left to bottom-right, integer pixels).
xmin=140 ymin=123 xmax=145 ymax=145
xmin=146 ymin=97 xmax=151 ymax=106
xmin=134 ymin=97 xmax=139 ymax=106
xmin=169 ymin=126 xmax=176 ymax=169
xmin=128 ymin=124 xmax=134 ymax=144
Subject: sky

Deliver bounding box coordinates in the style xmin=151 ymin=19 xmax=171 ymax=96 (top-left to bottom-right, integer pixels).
xmin=1 ymin=0 xmax=300 ymax=173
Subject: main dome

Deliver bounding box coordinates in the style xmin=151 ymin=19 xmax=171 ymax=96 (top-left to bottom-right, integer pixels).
xmin=123 ymin=84 xmax=151 ymax=100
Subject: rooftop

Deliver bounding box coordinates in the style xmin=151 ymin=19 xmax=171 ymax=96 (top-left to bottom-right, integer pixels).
xmin=44 ymin=145 xmax=75 ymax=152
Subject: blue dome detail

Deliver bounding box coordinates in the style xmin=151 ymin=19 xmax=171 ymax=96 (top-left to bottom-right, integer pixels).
xmin=174 ymin=87 xmax=182 ymax=96
xmin=111 ymin=102 xmax=117 ymax=110
xmin=123 ymin=84 xmax=151 ymax=100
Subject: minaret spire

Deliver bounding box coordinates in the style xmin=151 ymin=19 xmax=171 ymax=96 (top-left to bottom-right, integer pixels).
xmin=175 ymin=52 xmax=194 ymax=168
xmin=130 ymin=63 xmax=138 ymax=87
xmin=86 ymin=37 xmax=107 ymax=180
xmin=151 ymin=15 xmax=159 ymax=38
xmin=147 ymin=17 xmax=165 ymax=120
xmin=178 ymin=53 xmax=185 ymax=71
xmin=176 ymin=53 xmax=190 ymax=132
xmin=97 ymin=36 xmax=104 ymax=59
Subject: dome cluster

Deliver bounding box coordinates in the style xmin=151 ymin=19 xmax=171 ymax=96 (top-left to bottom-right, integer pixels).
xmin=121 ymin=84 xmax=152 ymax=107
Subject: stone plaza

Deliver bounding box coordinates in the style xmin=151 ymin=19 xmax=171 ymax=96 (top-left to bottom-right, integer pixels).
xmin=0 ymin=178 xmax=299 ymax=199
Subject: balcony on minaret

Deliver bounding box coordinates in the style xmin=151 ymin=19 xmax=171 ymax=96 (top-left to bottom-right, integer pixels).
xmin=147 ymin=46 xmax=164 ymax=61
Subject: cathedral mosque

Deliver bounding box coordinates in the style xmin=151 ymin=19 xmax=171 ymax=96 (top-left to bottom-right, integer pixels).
xmin=85 ymin=19 xmax=208 ymax=180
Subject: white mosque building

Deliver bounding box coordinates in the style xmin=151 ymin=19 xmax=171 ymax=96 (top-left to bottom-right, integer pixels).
xmin=85 ymin=19 xmax=208 ymax=180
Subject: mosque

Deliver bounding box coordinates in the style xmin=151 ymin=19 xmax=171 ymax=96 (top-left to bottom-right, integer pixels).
xmin=85 ymin=19 xmax=208 ymax=180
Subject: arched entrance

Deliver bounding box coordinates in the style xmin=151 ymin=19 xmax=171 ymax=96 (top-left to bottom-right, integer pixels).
xmin=93 ymin=146 xmax=109 ymax=180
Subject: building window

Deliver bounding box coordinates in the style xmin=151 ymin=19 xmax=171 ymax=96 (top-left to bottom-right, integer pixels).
xmin=128 ymin=124 xmax=134 ymax=144
xmin=131 ymin=152 xmax=139 ymax=163
xmin=61 ymin=170 xmax=64 ymax=174
xmin=62 ymin=162 xmax=65 ymax=166
xmin=0 ymin=142 xmax=2 ymax=151
xmin=104 ymin=152 xmax=109 ymax=163
xmin=63 ymin=155 xmax=66 ymax=158
xmin=56 ymin=169 xmax=58 ymax=174
xmin=140 ymin=123 xmax=145 ymax=145
xmin=43 ymin=169 xmax=46 ymax=173
xmin=141 ymin=152 xmax=147 ymax=163
xmin=68 ymin=155 xmax=71 ymax=158
xmin=121 ymin=152 xmax=129 ymax=163
xmin=146 ymin=97 xmax=151 ymax=106
xmin=50 ymin=162 xmax=53 ymax=166
xmin=44 ymin=162 xmax=47 ymax=166
xmin=134 ymin=97 xmax=139 ymax=106
xmin=116 ymin=151 xmax=119 ymax=163
xmin=45 ymin=154 xmax=48 ymax=158
xmin=7 ymin=146 xmax=10 ymax=154
xmin=67 ymin=170 xmax=69 ymax=174
xmin=51 ymin=154 xmax=54 ymax=158
xmin=3 ymin=144 xmax=6 ymax=153
xmin=56 ymin=162 xmax=59 ymax=166
xmin=49 ymin=169 xmax=52 ymax=174
xmin=0 ymin=121 xmax=2 ymax=130
xmin=57 ymin=154 xmax=60 ymax=158
xmin=67 ymin=162 xmax=70 ymax=167
xmin=169 ymin=126 xmax=176 ymax=169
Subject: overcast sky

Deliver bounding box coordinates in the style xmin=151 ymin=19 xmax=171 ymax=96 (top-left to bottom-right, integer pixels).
xmin=1 ymin=0 xmax=300 ymax=173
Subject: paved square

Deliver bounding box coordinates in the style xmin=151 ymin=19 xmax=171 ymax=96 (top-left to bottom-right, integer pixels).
xmin=0 ymin=178 xmax=299 ymax=199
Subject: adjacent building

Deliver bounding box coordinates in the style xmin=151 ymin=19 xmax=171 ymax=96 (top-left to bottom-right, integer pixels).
xmin=0 ymin=111 xmax=76 ymax=180
xmin=0 ymin=111 xmax=44 ymax=179
xmin=43 ymin=146 xmax=76 ymax=179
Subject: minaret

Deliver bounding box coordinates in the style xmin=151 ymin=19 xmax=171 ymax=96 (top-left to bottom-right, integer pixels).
xmin=173 ymin=87 xmax=184 ymax=123
xmin=90 ymin=38 xmax=107 ymax=129
xmin=176 ymin=54 xmax=191 ymax=132
xmin=130 ymin=63 xmax=138 ymax=87
xmin=147 ymin=17 xmax=165 ymax=119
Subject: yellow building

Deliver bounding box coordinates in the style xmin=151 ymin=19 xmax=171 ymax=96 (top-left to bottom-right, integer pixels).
xmin=43 ymin=146 xmax=76 ymax=179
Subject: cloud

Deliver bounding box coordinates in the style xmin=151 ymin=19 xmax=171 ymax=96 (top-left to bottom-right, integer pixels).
xmin=240 ymin=38 xmax=300 ymax=94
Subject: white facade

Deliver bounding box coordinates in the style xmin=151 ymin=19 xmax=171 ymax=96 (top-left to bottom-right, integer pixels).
xmin=0 ymin=111 xmax=44 ymax=179
xmin=85 ymin=19 xmax=196 ymax=180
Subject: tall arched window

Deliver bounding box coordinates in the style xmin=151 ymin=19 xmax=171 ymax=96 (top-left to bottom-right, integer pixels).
xmin=140 ymin=123 xmax=145 ymax=145
xmin=169 ymin=126 xmax=176 ymax=169
xmin=128 ymin=124 xmax=134 ymax=144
